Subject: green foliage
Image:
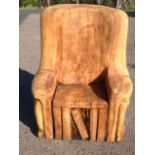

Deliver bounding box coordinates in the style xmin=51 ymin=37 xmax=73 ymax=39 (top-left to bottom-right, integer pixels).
xmin=104 ymin=0 xmax=115 ymax=7
xmin=121 ymin=5 xmax=135 ymax=11
xmin=19 ymin=0 xmax=39 ymax=7
xmin=19 ymin=0 xmax=135 ymax=9
xmin=54 ymin=0 xmax=72 ymax=4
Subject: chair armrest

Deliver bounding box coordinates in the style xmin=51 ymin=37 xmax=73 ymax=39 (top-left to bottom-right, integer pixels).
xmin=105 ymin=67 xmax=133 ymax=142
xmin=106 ymin=67 xmax=133 ymax=97
xmin=32 ymin=69 xmax=57 ymax=100
xmin=107 ymin=75 xmax=133 ymax=97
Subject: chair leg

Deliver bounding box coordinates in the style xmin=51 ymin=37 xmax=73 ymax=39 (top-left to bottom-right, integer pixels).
xmin=34 ymin=100 xmax=44 ymax=138
xmin=90 ymin=108 xmax=98 ymax=141
xmin=117 ymin=103 xmax=128 ymax=142
xmin=72 ymin=109 xmax=88 ymax=140
xmin=53 ymin=107 xmax=62 ymax=139
xmin=62 ymin=107 xmax=72 ymax=140
xmin=97 ymin=108 xmax=107 ymax=141
xmin=107 ymin=96 xmax=120 ymax=142
xmin=42 ymin=97 xmax=54 ymax=139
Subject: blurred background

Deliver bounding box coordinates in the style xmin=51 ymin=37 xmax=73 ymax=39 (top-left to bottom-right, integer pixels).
xmin=19 ymin=0 xmax=135 ymax=11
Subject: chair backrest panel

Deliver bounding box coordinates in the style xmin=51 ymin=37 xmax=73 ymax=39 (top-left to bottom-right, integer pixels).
xmin=40 ymin=5 xmax=128 ymax=84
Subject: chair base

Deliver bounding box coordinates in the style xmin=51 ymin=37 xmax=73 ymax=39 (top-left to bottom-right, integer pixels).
xmin=52 ymin=84 xmax=108 ymax=141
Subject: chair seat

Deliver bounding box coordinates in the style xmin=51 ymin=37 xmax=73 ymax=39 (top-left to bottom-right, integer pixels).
xmin=53 ymin=83 xmax=108 ymax=109
xmin=52 ymin=83 xmax=108 ymax=141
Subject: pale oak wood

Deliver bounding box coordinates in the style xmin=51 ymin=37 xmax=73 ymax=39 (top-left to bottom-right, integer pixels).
xmin=90 ymin=108 xmax=98 ymax=141
xmin=97 ymin=108 xmax=107 ymax=141
xmin=62 ymin=108 xmax=72 ymax=140
xmin=53 ymin=107 xmax=62 ymax=139
xmin=53 ymin=84 xmax=107 ymax=109
xmin=53 ymin=84 xmax=108 ymax=140
xmin=31 ymin=4 xmax=133 ymax=142
xmin=72 ymin=109 xmax=89 ymax=140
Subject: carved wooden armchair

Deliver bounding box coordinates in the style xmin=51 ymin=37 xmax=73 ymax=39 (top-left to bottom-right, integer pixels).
xmin=32 ymin=4 xmax=133 ymax=142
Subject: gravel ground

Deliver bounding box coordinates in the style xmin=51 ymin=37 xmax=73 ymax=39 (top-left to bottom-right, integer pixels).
xmin=19 ymin=10 xmax=135 ymax=155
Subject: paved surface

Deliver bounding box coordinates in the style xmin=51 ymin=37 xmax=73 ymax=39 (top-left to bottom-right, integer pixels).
xmin=19 ymin=10 xmax=135 ymax=155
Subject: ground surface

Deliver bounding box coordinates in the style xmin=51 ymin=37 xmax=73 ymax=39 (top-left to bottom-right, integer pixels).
xmin=19 ymin=10 xmax=135 ymax=155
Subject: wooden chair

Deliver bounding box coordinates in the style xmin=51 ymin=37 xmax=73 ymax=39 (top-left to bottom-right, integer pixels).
xmin=53 ymin=83 xmax=108 ymax=141
xmin=32 ymin=4 xmax=133 ymax=142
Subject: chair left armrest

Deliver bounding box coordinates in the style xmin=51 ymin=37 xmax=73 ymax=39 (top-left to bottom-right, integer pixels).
xmin=107 ymin=74 xmax=133 ymax=97
xmin=105 ymin=67 xmax=133 ymax=142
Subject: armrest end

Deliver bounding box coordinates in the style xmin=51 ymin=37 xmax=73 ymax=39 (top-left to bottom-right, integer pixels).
xmin=107 ymin=75 xmax=133 ymax=96
xmin=32 ymin=70 xmax=57 ymax=99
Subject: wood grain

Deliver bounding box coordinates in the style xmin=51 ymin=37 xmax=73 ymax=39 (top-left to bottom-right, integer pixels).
xmin=53 ymin=107 xmax=62 ymax=139
xmin=62 ymin=108 xmax=72 ymax=140
xmin=90 ymin=108 xmax=98 ymax=141
xmin=72 ymin=109 xmax=89 ymax=140
xmin=32 ymin=4 xmax=132 ymax=141
xmin=53 ymin=84 xmax=107 ymax=108
xmin=97 ymin=108 xmax=107 ymax=141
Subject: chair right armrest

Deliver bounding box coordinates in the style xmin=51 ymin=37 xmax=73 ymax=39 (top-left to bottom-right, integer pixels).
xmin=32 ymin=69 xmax=57 ymax=100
